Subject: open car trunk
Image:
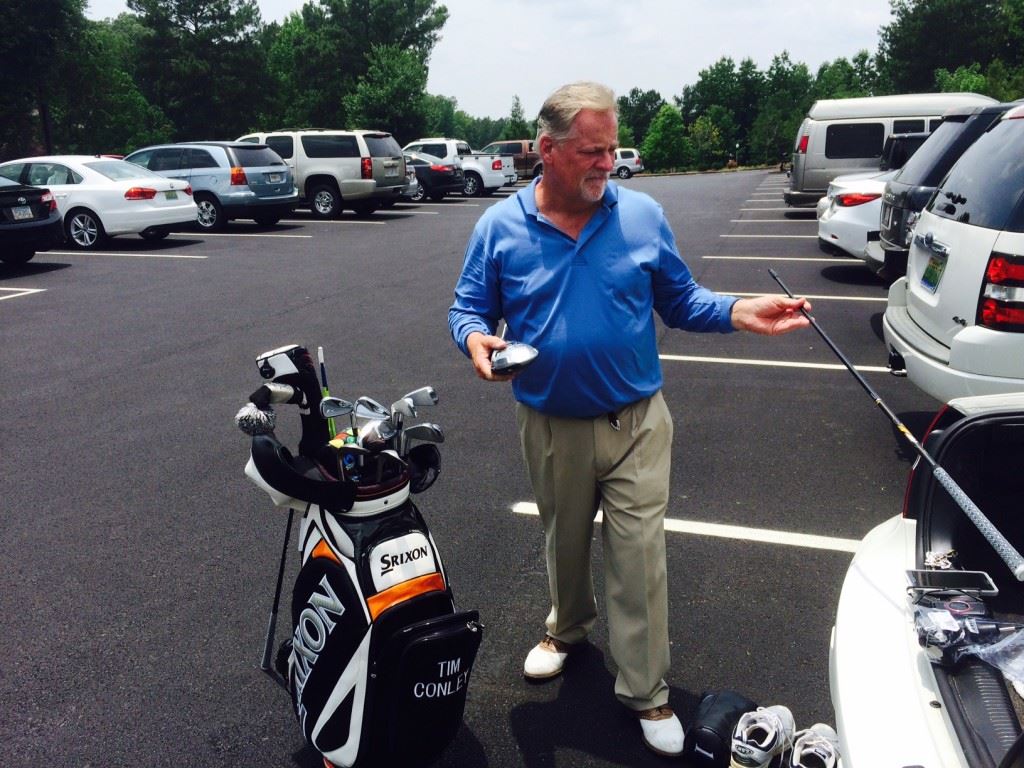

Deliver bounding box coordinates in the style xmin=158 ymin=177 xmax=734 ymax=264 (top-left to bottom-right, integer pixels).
xmin=911 ymin=408 xmax=1024 ymax=768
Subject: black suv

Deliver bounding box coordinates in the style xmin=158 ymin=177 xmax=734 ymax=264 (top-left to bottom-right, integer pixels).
xmin=879 ymin=101 xmax=1020 ymax=276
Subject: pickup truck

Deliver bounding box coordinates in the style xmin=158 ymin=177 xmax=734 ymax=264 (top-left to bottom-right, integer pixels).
xmin=478 ymin=139 xmax=542 ymax=180
xmin=401 ymin=138 xmax=516 ymax=197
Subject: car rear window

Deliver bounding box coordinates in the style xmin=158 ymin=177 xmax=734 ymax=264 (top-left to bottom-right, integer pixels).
xmin=893 ymin=119 xmax=926 ymax=133
xmin=265 ymin=136 xmax=294 ymax=160
xmin=228 ymin=145 xmax=285 ymax=167
xmin=825 ymin=123 xmax=884 ymax=159
xmin=364 ymin=134 xmax=402 ymax=157
xmin=301 ymin=135 xmax=359 ymax=158
xmin=893 ymin=117 xmax=972 ymax=187
xmin=84 ymin=160 xmax=156 ymax=180
xmin=929 ymin=118 xmax=1024 ymax=232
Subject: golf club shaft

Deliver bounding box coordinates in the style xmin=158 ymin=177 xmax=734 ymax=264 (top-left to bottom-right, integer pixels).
xmin=317 ymin=347 xmax=336 ymax=437
xmin=769 ymin=269 xmax=1024 ymax=580
xmin=261 ymin=508 xmax=294 ymax=671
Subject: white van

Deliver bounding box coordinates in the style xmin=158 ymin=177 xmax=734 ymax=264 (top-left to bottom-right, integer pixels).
xmin=785 ymin=92 xmax=996 ymax=207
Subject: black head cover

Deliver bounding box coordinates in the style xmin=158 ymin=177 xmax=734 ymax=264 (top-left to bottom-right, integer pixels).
xmin=408 ymin=444 xmax=441 ymax=493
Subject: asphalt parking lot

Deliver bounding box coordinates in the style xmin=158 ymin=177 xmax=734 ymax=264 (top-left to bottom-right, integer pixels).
xmin=0 ymin=171 xmax=939 ymax=767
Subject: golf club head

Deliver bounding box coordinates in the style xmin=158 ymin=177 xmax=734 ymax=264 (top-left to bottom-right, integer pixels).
xmin=390 ymin=396 xmax=417 ymax=420
xmin=320 ymin=396 xmax=354 ymax=421
xmin=355 ymin=396 xmax=391 ymax=423
xmin=404 ymin=422 xmax=444 ymax=444
xmin=491 ymin=341 xmax=538 ymax=374
xmin=360 ymin=419 xmax=397 ymax=451
xmin=402 ymin=386 xmax=438 ymax=407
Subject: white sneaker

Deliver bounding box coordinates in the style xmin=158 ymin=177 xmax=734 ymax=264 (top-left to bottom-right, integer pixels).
xmin=730 ymin=705 xmax=796 ymax=768
xmin=523 ymin=635 xmax=571 ymax=680
xmin=638 ymin=705 xmax=685 ymax=756
xmin=790 ymin=723 xmax=839 ymax=768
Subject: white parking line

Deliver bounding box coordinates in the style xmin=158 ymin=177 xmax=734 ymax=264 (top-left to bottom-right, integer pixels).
xmin=511 ymin=502 xmax=859 ymax=553
xmin=0 ymin=287 xmax=46 ymax=301
xmin=47 ymin=250 xmax=209 ymax=259
xmin=701 ymin=256 xmax=849 ymax=264
xmin=730 ymin=219 xmax=813 ymax=223
xmin=394 ymin=201 xmax=481 ymax=207
xmin=659 ymin=353 xmax=889 ymax=373
xmin=721 ymin=234 xmax=818 ymax=239
xmin=726 ymin=291 xmax=884 ymax=302
xmin=280 ymin=219 xmax=385 ymax=226
xmin=740 ymin=207 xmax=808 ymax=211
xmin=174 ymin=232 xmax=313 ymax=238
xmin=702 ymin=256 xmax=840 ymax=262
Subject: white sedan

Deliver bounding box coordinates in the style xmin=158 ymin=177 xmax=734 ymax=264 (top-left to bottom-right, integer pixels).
xmin=0 ymin=155 xmax=198 ymax=249
xmin=817 ymin=170 xmax=898 ymax=272
xmin=831 ymin=393 xmax=1024 ymax=768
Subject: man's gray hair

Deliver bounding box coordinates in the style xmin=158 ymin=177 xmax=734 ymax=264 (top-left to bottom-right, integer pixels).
xmin=536 ymin=82 xmax=617 ymax=144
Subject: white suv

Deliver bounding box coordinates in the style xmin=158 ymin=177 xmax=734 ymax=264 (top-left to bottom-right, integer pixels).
xmin=883 ymin=105 xmax=1024 ymax=402
xmin=612 ymin=148 xmax=644 ymax=178
xmin=236 ymin=129 xmax=406 ymax=217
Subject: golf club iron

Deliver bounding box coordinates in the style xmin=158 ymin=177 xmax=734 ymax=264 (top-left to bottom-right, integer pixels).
xmin=770 ymin=268 xmax=1024 ymax=580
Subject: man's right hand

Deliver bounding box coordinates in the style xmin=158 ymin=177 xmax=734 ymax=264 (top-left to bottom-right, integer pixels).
xmin=466 ymin=331 xmax=515 ymax=382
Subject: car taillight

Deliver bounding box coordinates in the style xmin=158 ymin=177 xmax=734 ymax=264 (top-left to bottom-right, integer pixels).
xmin=40 ymin=190 xmax=57 ymax=212
xmin=979 ymin=252 xmax=1024 ymax=330
xmin=491 ymin=159 xmax=502 ymax=171
xmin=430 ymin=164 xmax=449 ymax=172
xmin=124 ymin=187 xmax=158 ymax=200
xmin=835 ymin=192 xmax=881 ymax=207
xmin=229 ymin=167 xmax=247 ymax=185
xmin=902 ymin=210 xmax=919 ymax=247
xmin=361 ymin=158 xmax=373 ymax=179
xmin=797 ymin=135 xmax=809 ymax=154
xmin=184 ymin=185 xmax=193 ymax=196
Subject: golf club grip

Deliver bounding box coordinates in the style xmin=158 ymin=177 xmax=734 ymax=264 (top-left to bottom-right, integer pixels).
xmin=933 ymin=466 xmax=1024 ymax=581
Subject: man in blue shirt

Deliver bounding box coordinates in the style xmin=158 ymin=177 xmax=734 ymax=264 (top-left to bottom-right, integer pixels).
xmin=448 ymin=81 xmax=810 ymax=758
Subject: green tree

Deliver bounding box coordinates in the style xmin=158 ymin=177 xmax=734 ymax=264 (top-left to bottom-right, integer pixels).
xmin=877 ymin=0 xmax=1004 ymax=92
xmin=934 ymin=63 xmax=988 ymax=93
xmin=813 ymin=54 xmax=877 ymax=100
xmin=501 ymin=96 xmax=530 ymax=139
xmin=424 ymin=94 xmax=458 ymax=137
xmin=616 ymin=87 xmax=665 ymax=146
xmin=748 ymin=52 xmax=813 ymax=165
xmin=689 ymin=114 xmax=727 ymax=170
xmin=0 ymin=0 xmax=87 ymax=158
xmin=127 ymin=0 xmax=271 ymax=139
xmin=641 ymin=104 xmax=691 ymax=171
xmin=343 ymin=44 xmax=428 ymax=142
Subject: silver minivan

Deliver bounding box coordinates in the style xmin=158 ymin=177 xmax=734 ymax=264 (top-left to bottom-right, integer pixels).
xmin=785 ymin=92 xmax=996 ymax=207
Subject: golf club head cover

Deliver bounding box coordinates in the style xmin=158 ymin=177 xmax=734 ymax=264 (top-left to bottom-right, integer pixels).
xmin=683 ymin=690 xmax=758 ymax=766
xmin=235 ymin=402 xmax=277 ymax=435
xmin=255 ymin=345 xmax=328 ymax=459
xmin=408 ymin=444 xmax=441 ymax=493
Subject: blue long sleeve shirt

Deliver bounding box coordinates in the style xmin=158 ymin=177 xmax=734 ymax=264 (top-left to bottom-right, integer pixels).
xmin=448 ymin=179 xmax=739 ymax=418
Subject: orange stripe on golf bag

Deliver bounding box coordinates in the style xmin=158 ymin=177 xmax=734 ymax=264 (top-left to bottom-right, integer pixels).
xmin=311 ymin=538 xmax=341 ymax=565
xmin=366 ymin=572 xmax=446 ymax=620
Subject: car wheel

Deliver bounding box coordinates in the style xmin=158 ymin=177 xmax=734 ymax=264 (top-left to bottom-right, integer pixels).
xmin=410 ymin=184 xmax=426 ymax=202
xmin=429 ymin=191 xmax=445 ymax=202
xmin=195 ymin=194 xmax=225 ymax=231
xmin=140 ymin=227 xmax=169 ymax=241
xmin=1 ymin=249 xmax=34 ymax=265
xmin=617 ymin=166 xmax=632 ymax=179
xmin=351 ymin=200 xmax=379 ymax=217
xmin=66 ymin=208 xmax=105 ymax=249
xmin=463 ymin=172 xmax=482 ymax=197
xmin=310 ymin=184 xmax=341 ymax=219
xmin=253 ymin=214 xmax=281 ymax=226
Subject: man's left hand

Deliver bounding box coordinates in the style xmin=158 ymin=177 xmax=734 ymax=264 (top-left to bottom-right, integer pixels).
xmin=731 ymin=295 xmax=812 ymax=335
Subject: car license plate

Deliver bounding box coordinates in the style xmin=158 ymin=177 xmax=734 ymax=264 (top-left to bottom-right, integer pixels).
xmin=267 ymin=173 xmax=283 ymax=183
xmin=165 ymin=190 xmax=178 ymax=200
xmin=11 ymin=205 xmax=33 ymax=221
xmin=385 ymin=167 xmax=398 ymax=177
xmin=921 ymin=252 xmax=947 ymax=293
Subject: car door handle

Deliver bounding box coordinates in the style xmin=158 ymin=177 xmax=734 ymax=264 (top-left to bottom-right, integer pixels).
xmin=915 ymin=231 xmax=948 ymax=257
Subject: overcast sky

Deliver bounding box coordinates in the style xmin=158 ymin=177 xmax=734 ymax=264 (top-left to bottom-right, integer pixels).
xmin=85 ymin=0 xmax=895 ymax=119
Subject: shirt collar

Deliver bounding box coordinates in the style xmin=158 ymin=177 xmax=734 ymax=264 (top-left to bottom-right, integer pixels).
xmin=519 ymin=176 xmax=619 ymax=220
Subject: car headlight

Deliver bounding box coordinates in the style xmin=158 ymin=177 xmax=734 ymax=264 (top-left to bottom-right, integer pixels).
xmin=903 ymin=210 xmax=920 ymax=247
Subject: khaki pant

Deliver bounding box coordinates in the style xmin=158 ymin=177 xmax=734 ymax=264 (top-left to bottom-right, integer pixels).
xmin=516 ymin=391 xmax=673 ymax=710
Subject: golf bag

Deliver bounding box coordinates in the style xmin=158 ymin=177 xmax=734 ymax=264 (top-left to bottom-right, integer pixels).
xmin=238 ymin=344 xmax=483 ymax=767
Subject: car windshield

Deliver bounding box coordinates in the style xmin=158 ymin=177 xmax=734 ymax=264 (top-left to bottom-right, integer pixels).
xmin=929 ymin=118 xmax=1024 ymax=232
xmin=84 ymin=160 xmax=162 ymax=180
xmin=229 ymin=145 xmax=285 ymax=167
